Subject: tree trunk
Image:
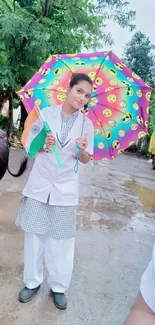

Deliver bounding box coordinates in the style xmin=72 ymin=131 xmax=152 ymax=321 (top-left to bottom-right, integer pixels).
xmin=39 ymin=0 xmax=49 ymax=22
xmin=7 ymin=92 xmax=13 ymax=138
xmin=20 ymin=102 xmax=28 ymax=130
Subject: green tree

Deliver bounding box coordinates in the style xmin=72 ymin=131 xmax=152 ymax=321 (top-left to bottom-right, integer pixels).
xmin=0 ymin=0 xmax=136 ymax=128
xmin=123 ymin=31 xmax=155 ymax=154
xmin=123 ymin=31 xmax=155 ymax=87
xmin=97 ymin=0 xmax=136 ymax=30
xmin=149 ymin=93 xmax=155 ymax=135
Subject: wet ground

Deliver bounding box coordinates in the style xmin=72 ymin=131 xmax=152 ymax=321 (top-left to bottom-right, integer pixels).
xmin=0 ymin=150 xmax=155 ymax=325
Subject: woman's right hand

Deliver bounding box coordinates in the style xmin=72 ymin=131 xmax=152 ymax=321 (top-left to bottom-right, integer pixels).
xmin=45 ymin=134 xmax=56 ymax=152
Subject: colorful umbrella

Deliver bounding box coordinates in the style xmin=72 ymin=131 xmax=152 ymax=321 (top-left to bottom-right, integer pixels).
xmin=18 ymin=51 xmax=152 ymax=161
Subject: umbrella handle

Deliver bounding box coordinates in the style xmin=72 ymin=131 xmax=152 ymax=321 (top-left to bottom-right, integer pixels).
xmin=43 ymin=121 xmax=62 ymax=168
xmin=74 ymin=143 xmax=82 ymax=173
xmin=51 ymin=144 xmax=62 ymax=167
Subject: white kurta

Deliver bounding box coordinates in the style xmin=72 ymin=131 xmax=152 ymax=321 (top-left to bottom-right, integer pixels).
xmin=22 ymin=104 xmax=94 ymax=206
xmin=16 ymin=105 xmax=94 ymax=239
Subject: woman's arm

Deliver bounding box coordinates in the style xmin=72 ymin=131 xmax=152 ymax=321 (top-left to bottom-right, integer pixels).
xmin=79 ymin=150 xmax=90 ymax=164
xmin=39 ymin=148 xmax=45 ymax=152
xmin=39 ymin=134 xmax=56 ymax=153
xmin=124 ymin=293 xmax=155 ymax=325
xmin=75 ymin=137 xmax=91 ymax=164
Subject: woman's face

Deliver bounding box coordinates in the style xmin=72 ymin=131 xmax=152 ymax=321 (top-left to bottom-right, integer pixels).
xmin=67 ymin=81 xmax=92 ymax=110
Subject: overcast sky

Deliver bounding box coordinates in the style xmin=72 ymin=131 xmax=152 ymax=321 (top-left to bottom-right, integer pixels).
xmin=105 ymin=0 xmax=155 ymax=57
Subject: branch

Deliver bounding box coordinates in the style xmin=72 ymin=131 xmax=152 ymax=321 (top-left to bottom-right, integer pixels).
xmin=38 ymin=0 xmax=49 ymax=22
xmin=38 ymin=0 xmax=67 ymax=22
xmin=2 ymin=0 xmax=12 ymax=12
xmin=40 ymin=0 xmax=44 ymax=10
xmin=53 ymin=4 xmax=67 ymax=10
xmin=7 ymin=91 xmax=13 ymax=138
xmin=13 ymin=0 xmax=15 ymax=13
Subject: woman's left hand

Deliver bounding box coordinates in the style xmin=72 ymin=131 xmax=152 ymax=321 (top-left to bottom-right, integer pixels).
xmin=75 ymin=137 xmax=87 ymax=151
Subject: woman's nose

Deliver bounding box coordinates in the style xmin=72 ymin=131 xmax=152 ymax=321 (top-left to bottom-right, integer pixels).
xmin=80 ymin=94 xmax=85 ymax=101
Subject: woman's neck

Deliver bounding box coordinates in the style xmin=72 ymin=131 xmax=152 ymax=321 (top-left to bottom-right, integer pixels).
xmin=62 ymin=101 xmax=77 ymax=117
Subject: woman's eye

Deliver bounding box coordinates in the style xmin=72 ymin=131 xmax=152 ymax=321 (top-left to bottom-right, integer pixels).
xmin=77 ymin=89 xmax=82 ymax=93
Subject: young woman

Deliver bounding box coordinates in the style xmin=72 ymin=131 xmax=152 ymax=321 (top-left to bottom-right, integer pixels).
xmin=16 ymin=73 xmax=94 ymax=309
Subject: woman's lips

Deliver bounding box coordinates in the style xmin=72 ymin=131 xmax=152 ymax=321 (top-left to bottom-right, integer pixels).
xmin=76 ymin=100 xmax=83 ymax=105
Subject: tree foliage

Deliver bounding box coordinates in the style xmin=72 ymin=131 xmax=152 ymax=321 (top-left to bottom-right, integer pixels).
xmin=123 ymin=31 xmax=155 ymax=154
xmin=0 ymin=0 xmax=136 ymax=121
xmin=123 ymin=31 xmax=155 ymax=87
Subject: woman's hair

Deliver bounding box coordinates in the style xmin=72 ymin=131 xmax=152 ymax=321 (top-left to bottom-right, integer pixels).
xmin=70 ymin=73 xmax=93 ymax=88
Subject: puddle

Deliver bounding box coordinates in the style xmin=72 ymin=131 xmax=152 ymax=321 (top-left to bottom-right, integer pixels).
xmin=77 ymin=196 xmax=134 ymax=230
xmin=77 ymin=180 xmax=155 ymax=230
xmin=1 ymin=182 xmax=155 ymax=233
xmin=78 ymin=196 xmax=134 ymax=216
xmin=128 ymin=212 xmax=155 ymax=234
xmin=0 ymin=191 xmax=131 ymax=232
xmin=123 ymin=180 xmax=155 ymax=212
xmin=77 ymin=214 xmax=124 ymax=230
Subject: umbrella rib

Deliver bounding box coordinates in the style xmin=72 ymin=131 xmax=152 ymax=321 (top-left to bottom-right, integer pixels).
xmin=90 ymin=102 xmax=146 ymax=130
xmin=91 ymin=102 xmax=127 ymax=115
xmin=57 ymin=58 xmax=75 ymax=74
xmin=26 ymin=85 xmax=151 ymax=93
xmin=32 ymin=88 xmax=60 ymax=91
xmin=24 ymin=85 xmax=137 ymax=93
xmin=32 ymin=88 xmax=131 ymax=115
xmin=24 ymin=87 xmax=147 ymax=121
xmin=90 ymin=85 xmax=148 ymax=98
xmin=90 ymin=106 xmax=114 ymax=157
xmin=23 ymin=81 xmax=151 ymax=94
xmin=139 ymin=105 xmax=147 ymax=130
xmin=93 ymin=101 xmax=146 ymax=123
xmin=93 ymin=53 xmax=110 ymax=84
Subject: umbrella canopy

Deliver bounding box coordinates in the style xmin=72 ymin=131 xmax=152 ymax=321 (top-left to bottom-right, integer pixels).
xmin=18 ymin=51 xmax=152 ymax=160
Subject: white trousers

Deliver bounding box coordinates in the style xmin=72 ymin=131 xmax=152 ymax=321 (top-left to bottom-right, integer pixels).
xmin=24 ymin=232 xmax=75 ymax=293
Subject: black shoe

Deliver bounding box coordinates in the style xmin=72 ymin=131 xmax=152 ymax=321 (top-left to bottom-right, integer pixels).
xmin=50 ymin=290 xmax=67 ymax=310
xmin=18 ymin=285 xmax=40 ymax=303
